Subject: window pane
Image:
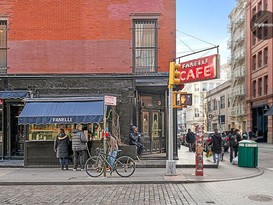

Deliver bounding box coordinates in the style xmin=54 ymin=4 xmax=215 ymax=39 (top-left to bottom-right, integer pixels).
xmin=133 ymin=19 xmax=157 ymax=73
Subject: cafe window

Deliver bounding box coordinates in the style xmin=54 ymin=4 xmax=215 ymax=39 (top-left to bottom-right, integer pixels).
xmin=27 ymin=123 xmax=103 ymax=141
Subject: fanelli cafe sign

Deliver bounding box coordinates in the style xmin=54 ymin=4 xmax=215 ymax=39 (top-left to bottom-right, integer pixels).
xmin=179 ymin=54 xmax=219 ymax=83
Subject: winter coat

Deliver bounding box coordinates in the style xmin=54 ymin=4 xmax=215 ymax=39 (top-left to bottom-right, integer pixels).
xmin=211 ymin=133 xmax=222 ymax=154
xmin=186 ymin=131 xmax=195 ymax=143
xmin=129 ymin=131 xmax=138 ymax=145
xmin=71 ymin=129 xmax=88 ymax=151
xmin=54 ymin=134 xmax=70 ymax=159
xmin=229 ymin=133 xmax=242 ymax=148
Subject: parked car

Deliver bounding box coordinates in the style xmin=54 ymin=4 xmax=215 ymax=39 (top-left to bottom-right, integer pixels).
xmin=203 ymin=132 xmax=214 ymax=152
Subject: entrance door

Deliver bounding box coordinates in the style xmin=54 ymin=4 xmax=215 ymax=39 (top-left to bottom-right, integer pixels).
xmin=141 ymin=110 xmax=165 ymax=154
xmin=5 ymin=103 xmax=24 ymax=159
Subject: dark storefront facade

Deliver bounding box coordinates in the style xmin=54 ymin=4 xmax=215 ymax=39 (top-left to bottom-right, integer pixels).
xmin=0 ymin=75 xmax=170 ymax=165
xmin=0 ymin=0 xmax=177 ymax=165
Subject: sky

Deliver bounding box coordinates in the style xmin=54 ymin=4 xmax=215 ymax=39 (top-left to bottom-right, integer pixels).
xmin=176 ymin=0 xmax=236 ymax=65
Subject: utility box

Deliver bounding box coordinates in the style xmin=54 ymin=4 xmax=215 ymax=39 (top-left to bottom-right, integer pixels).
xmin=238 ymin=140 xmax=258 ymax=168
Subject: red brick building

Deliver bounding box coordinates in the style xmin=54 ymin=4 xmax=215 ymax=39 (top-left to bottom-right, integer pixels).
xmin=0 ymin=0 xmax=177 ymax=164
xmin=246 ymin=0 xmax=272 ymax=143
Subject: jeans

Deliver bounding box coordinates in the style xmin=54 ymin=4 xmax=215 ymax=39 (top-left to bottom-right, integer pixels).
xmin=213 ymin=153 xmax=220 ymax=165
xmin=73 ymin=150 xmax=86 ymax=169
xmin=136 ymin=143 xmax=144 ymax=156
xmin=108 ymin=150 xmax=118 ymax=167
xmin=59 ymin=158 xmax=68 ymax=168
xmin=230 ymin=146 xmax=238 ymax=163
xmin=189 ymin=142 xmax=195 ymax=152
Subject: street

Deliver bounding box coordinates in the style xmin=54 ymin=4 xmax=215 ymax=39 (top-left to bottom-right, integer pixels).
xmin=0 ymin=145 xmax=272 ymax=205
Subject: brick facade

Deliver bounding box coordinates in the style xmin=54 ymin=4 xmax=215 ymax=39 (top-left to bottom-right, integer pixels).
xmin=0 ymin=0 xmax=175 ymax=74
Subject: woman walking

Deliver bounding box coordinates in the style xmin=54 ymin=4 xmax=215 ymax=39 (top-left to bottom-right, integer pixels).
xmin=54 ymin=128 xmax=70 ymax=170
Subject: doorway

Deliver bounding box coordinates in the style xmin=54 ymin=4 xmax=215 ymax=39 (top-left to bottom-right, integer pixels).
xmin=3 ymin=103 xmax=25 ymax=159
xmin=141 ymin=110 xmax=165 ymax=153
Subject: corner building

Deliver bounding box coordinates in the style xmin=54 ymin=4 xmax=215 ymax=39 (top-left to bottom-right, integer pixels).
xmin=0 ymin=0 xmax=177 ymax=164
xmin=246 ymin=0 xmax=272 ymax=143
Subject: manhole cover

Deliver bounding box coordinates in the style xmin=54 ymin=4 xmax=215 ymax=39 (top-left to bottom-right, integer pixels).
xmin=248 ymin=194 xmax=273 ymax=202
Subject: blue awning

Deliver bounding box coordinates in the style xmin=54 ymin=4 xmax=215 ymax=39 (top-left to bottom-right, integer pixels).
xmin=0 ymin=90 xmax=28 ymax=99
xmin=18 ymin=98 xmax=104 ymax=125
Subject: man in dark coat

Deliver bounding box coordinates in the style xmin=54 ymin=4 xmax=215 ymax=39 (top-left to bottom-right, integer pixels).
xmin=210 ymin=128 xmax=222 ymax=165
xmin=186 ymin=129 xmax=196 ymax=152
xmin=54 ymin=128 xmax=70 ymax=170
xmin=229 ymin=128 xmax=242 ymax=163
xmin=129 ymin=125 xmax=144 ymax=157
xmin=71 ymin=124 xmax=88 ymax=171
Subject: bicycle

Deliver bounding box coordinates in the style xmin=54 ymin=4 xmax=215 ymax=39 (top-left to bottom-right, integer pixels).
xmin=85 ymin=147 xmax=136 ymax=177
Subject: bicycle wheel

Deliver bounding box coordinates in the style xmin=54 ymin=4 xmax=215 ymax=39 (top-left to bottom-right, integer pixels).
xmin=85 ymin=156 xmax=104 ymax=177
xmin=115 ymin=156 xmax=136 ymax=177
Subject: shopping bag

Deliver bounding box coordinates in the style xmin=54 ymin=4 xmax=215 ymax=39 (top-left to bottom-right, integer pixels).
xmin=206 ymin=149 xmax=212 ymax=158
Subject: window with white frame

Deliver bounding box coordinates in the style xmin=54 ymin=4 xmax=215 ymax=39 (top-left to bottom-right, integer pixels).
xmin=132 ymin=19 xmax=158 ymax=73
xmin=194 ymin=108 xmax=199 ymax=117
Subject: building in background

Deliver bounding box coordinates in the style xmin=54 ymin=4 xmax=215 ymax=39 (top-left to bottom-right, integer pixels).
xmin=246 ymin=0 xmax=272 ymax=143
xmin=0 ymin=0 xmax=177 ymax=163
xmin=179 ymin=63 xmax=230 ymax=133
xmin=205 ymin=80 xmax=232 ymax=132
xmin=228 ymin=0 xmax=247 ymax=133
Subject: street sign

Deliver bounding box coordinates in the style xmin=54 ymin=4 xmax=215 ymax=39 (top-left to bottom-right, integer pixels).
xmin=104 ymin=96 xmax=117 ymax=106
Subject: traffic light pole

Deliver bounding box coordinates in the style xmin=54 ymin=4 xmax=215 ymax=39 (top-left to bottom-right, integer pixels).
xmin=165 ymin=86 xmax=177 ymax=176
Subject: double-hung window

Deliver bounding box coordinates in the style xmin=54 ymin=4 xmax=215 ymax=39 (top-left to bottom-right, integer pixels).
xmin=132 ymin=19 xmax=158 ymax=73
xmin=0 ymin=20 xmax=7 ymax=72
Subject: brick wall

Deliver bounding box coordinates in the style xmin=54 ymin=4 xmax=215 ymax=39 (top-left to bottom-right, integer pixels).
xmin=0 ymin=0 xmax=176 ymax=74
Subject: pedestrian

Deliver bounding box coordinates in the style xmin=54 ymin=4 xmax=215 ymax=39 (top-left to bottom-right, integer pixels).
xmin=129 ymin=125 xmax=144 ymax=157
xmin=71 ymin=124 xmax=88 ymax=171
xmin=186 ymin=129 xmax=196 ymax=152
xmin=106 ymin=133 xmax=119 ymax=171
xmin=210 ymin=128 xmax=222 ymax=165
xmin=54 ymin=128 xmax=70 ymax=170
xmin=229 ymin=128 xmax=242 ymax=163
xmin=248 ymin=130 xmax=256 ymax=140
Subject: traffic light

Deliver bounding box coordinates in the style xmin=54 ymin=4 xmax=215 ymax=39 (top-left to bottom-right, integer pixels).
xmin=180 ymin=93 xmax=192 ymax=105
xmin=173 ymin=83 xmax=185 ymax=91
xmin=169 ymin=62 xmax=181 ymax=86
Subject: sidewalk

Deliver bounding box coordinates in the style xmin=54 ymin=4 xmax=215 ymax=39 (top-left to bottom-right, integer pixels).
xmin=0 ymin=145 xmax=264 ymax=185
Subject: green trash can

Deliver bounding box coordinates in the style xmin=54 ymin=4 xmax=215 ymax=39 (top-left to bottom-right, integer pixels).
xmin=238 ymin=140 xmax=258 ymax=168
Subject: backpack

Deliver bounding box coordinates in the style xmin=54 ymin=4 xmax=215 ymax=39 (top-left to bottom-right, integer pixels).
xmin=229 ymin=135 xmax=237 ymax=147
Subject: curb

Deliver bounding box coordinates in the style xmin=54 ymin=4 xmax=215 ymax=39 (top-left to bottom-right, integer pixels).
xmin=0 ymin=168 xmax=264 ymax=186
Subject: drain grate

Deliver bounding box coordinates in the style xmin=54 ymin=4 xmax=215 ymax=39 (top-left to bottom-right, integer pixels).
xmin=248 ymin=194 xmax=273 ymax=202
